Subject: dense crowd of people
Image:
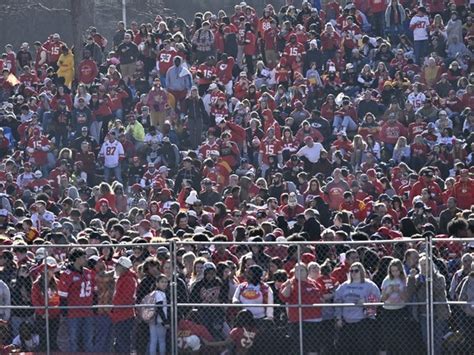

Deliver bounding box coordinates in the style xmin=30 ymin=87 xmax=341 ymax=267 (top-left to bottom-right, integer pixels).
xmin=0 ymin=0 xmax=473 ymax=353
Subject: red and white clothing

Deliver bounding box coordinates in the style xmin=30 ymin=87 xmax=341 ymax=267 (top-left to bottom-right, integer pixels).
xmin=99 ymin=139 xmax=125 ymax=168
xmin=58 ymin=266 xmax=95 ymax=318
xmin=410 ymin=15 xmax=430 ymax=41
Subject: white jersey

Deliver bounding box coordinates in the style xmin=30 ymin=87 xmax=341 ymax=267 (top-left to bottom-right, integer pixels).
xmin=410 ymin=15 xmax=430 ymax=41
xmin=407 ymin=92 xmax=426 ymax=110
xmin=99 ymin=140 xmax=125 ymax=168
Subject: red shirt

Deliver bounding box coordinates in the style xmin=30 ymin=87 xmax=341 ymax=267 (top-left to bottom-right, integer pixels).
xmin=280 ymin=278 xmax=323 ymax=322
xmin=216 ymin=57 xmax=235 ymax=84
xmin=111 ymin=270 xmax=137 ymax=323
xmin=177 ymin=319 xmax=213 ymax=342
xmin=453 ymin=178 xmax=474 ymax=210
xmin=78 ymin=59 xmax=99 ymax=84
xmin=263 ymin=28 xmax=278 ymax=51
xmin=244 ymin=31 xmax=257 ymax=56
xmin=379 ymin=122 xmax=408 ymax=145
xmin=58 ymin=266 xmax=95 ymax=318
xmin=331 ymin=263 xmax=350 ymax=284
xmin=31 ymin=278 xmax=61 ymax=318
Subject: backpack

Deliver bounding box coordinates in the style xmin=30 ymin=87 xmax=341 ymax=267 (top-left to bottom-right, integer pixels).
xmin=138 ymin=290 xmax=157 ymax=323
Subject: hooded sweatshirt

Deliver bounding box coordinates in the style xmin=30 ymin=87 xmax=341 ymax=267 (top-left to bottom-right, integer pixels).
xmin=111 ymin=269 xmax=137 ymax=323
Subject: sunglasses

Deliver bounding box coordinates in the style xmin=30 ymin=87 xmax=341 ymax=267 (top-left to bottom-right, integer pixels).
xmin=350 ymin=269 xmax=360 ymax=273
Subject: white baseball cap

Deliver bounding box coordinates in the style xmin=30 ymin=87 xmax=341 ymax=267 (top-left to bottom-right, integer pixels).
xmin=116 ymin=256 xmax=133 ymax=269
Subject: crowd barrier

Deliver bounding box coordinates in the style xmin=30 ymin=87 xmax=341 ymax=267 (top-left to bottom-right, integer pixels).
xmin=1 ymin=237 xmax=473 ymax=354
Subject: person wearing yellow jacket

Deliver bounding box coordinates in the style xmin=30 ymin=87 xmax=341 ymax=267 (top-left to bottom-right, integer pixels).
xmin=57 ymin=45 xmax=74 ymax=88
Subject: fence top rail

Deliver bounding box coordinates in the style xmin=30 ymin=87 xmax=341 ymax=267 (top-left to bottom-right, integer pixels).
xmin=1 ymin=238 xmax=472 ymax=250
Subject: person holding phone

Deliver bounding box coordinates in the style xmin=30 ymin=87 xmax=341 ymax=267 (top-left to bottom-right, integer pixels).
xmin=380 ymin=258 xmax=409 ymax=354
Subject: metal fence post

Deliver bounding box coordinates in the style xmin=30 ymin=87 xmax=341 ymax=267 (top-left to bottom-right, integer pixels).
xmin=425 ymin=236 xmax=434 ymax=355
xmin=297 ymin=244 xmax=303 ymax=355
xmin=429 ymin=237 xmax=435 ymax=355
xmin=44 ymin=246 xmax=50 ymax=355
xmin=170 ymin=240 xmax=178 ymax=355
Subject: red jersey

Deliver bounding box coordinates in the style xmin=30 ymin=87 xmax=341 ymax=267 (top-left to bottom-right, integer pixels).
xmin=19 ymin=72 xmax=38 ymax=87
xmin=197 ymin=63 xmax=217 ymax=85
xmin=230 ymin=327 xmax=258 ymax=353
xmin=157 ymin=49 xmax=177 ymax=76
xmin=4 ymin=52 xmax=16 ymax=75
xmin=58 ymin=266 xmax=95 ymax=318
xmin=45 ymin=40 xmax=66 ymax=64
xmin=283 ymin=43 xmax=306 ymax=65
xmin=199 ymin=140 xmax=219 ymax=159
xmin=27 ymin=135 xmax=51 ymax=165
xmin=259 ymin=138 xmax=283 ymax=164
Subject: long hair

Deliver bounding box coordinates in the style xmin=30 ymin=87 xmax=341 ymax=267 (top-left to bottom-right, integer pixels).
xmin=349 ymin=262 xmax=367 ymax=283
xmin=387 ymin=258 xmax=407 ymax=281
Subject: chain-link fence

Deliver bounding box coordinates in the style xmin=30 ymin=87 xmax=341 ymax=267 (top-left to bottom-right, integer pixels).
xmin=0 ymin=238 xmax=472 ymax=354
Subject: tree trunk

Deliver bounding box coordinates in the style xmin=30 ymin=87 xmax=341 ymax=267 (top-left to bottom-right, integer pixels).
xmin=71 ymin=0 xmax=95 ymax=76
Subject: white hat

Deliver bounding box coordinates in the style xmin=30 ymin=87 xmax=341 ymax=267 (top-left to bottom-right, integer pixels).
xmin=34 ymin=170 xmax=42 ymax=178
xmin=52 ymin=33 xmax=60 ymax=39
xmin=35 ymin=247 xmax=46 ymax=261
xmin=45 ymin=256 xmax=58 ymax=268
xmin=157 ymin=166 xmax=169 ymax=174
xmin=309 ymin=40 xmax=317 ymax=47
xmin=215 ymin=116 xmax=225 ymax=125
xmin=52 ymin=222 xmax=62 ymax=230
xmin=185 ymin=190 xmax=198 ymax=205
xmin=183 ymin=335 xmax=201 ymax=351
xmin=208 ymin=83 xmax=218 ymax=91
xmin=150 ymin=215 xmax=161 ymax=223
xmin=116 ymin=256 xmax=133 ymax=269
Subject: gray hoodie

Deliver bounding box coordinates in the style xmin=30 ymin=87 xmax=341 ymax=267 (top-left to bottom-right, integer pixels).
xmin=334 ymin=280 xmax=380 ymax=323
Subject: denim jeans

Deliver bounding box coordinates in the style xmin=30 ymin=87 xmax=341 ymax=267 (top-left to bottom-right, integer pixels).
xmin=414 ymin=40 xmax=429 ymax=65
xmin=67 ymin=317 xmax=94 ymax=352
xmin=149 ymin=322 xmax=167 ymax=355
xmin=419 ymin=315 xmax=446 ymax=355
xmin=104 ymin=165 xmax=122 ymax=183
xmin=113 ymin=318 xmax=134 ymax=353
xmin=386 ymin=24 xmax=404 ymax=45
xmin=93 ymin=315 xmax=112 ymax=352
xmin=333 ymin=115 xmax=358 ymax=132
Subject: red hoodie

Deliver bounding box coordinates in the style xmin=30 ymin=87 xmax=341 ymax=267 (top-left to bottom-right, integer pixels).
xmin=111 ymin=269 xmax=137 ymax=323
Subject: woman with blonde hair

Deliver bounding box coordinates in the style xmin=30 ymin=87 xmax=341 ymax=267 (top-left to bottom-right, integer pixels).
xmin=380 ymin=258 xmax=409 ymax=354
xmin=350 ymin=134 xmax=367 ymax=169
xmin=334 ymin=262 xmax=380 ymax=354
xmin=392 ymin=136 xmax=410 ymax=163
